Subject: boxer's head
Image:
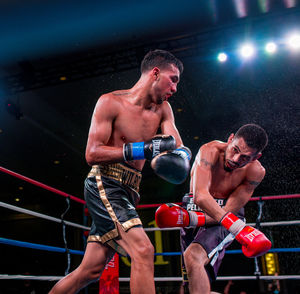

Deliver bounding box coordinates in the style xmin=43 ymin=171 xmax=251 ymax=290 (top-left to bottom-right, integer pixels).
xmin=224 ymin=124 xmax=268 ymax=171
xmin=141 ymin=49 xmax=183 ymax=74
xmin=141 ymin=50 xmax=183 ymax=104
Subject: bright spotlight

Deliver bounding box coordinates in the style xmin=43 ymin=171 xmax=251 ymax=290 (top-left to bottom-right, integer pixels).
xmin=265 ymin=42 xmax=277 ymax=53
xmin=217 ymin=52 xmax=228 ymax=62
xmin=288 ymin=34 xmax=300 ymax=50
xmin=240 ymin=44 xmax=255 ymax=59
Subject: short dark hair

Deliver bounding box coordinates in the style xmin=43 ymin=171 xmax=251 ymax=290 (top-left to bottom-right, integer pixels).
xmin=140 ymin=49 xmax=184 ymax=74
xmin=235 ymin=124 xmax=268 ymax=152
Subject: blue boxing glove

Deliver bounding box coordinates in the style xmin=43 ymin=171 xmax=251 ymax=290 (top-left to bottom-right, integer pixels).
xmin=123 ymin=135 xmax=176 ymax=161
xmin=151 ymin=146 xmax=192 ymax=184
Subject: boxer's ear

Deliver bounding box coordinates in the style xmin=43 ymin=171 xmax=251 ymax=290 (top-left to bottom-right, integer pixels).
xmin=227 ymin=133 xmax=234 ymax=143
xmin=152 ymin=67 xmax=160 ymax=80
xmin=252 ymin=152 xmax=262 ymax=161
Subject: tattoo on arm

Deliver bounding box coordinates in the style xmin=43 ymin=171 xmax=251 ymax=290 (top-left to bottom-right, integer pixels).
xmin=113 ymin=92 xmax=130 ymax=96
xmin=200 ymin=158 xmax=213 ymax=167
xmin=247 ymin=180 xmax=261 ymax=187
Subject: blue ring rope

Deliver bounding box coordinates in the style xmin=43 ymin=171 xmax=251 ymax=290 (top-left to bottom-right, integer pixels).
xmin=154 ymin=248 xmax=300 ymax=256
xmin=0 ymin=237 xmax=84 ymax=255
xmin=1 ymin=237 xmax=299 ymax=256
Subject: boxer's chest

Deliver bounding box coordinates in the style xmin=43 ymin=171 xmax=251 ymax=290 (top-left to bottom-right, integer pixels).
xmin=209 ymin=167 xmax=245 ymax=198
xmin=113 ymin=107 xmax=162 ymax=142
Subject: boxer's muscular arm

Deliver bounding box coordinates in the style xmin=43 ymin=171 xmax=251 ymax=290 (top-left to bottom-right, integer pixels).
xmin=85 ymin=95 xmax=123 ymax=165
xmin=223 ymin=165 xmax=265 ymax=216
xmin=160 ymin=101 xmax=183 ymax=147
xmin=194 ymin=145 xmax=265 ymax=224
xmin=192 ymin=145 xmax=226 ymax=222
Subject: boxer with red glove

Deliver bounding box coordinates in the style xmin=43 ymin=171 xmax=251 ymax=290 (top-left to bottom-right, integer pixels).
xmin=178 ymin=124 xmax=270 ymax=293
xmin=155 ymin=203 xmax=205 ymax=228
xmin=220 ymin=212 xmax=271 ymax=257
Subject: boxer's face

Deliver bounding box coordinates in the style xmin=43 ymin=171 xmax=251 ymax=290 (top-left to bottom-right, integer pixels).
xmin=224 ymin=134 xmax=259 ymax=171
xmin=152 ymin=64 xmax=180 ymax=104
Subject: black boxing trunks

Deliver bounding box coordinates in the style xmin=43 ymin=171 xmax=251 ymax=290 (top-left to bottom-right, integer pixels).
xmin=85 ymin=163 xmax=142 ymax=255
xmin=180 ymin=193 xmax=245 ymax=283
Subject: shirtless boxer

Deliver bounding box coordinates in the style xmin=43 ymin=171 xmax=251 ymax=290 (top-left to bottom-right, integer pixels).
xmin=49 ymin=49 xmax=191 ymax=294
xmin=155 ymin=124 xmax=271 ymax=294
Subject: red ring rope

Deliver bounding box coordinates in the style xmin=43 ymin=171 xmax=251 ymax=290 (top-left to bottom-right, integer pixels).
xmin=0 ymin=166 xmax=86 ymax=205
xmin=1 ymin=166 xmax=299 ymax=208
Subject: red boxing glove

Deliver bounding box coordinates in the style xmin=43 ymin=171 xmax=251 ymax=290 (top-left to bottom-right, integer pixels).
xmin=220 ymin=212 xmax=272 ymax=258
xmin=155 ymin=203 xmax=205 ymax=228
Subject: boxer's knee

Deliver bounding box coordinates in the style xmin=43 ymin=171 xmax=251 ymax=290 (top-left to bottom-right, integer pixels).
xmin=184 ymin=243 xmax=207 ymax=271
xmin=75 ymin=264 xmax=103 ymax=284
xmin=131 ymin=240 xmax=154 ymax=265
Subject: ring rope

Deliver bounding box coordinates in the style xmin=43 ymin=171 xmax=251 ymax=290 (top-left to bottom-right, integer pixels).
xmin=120 ymin=275 xmax=300 ymax=281
xmin=0 ymin=201 xmax=90 ymax=230
xmin=2 ymin=200 xmax=299 ymax=232
xmin=153 ymin=248 xmax=300 ymax=255
xmin=1 ymin=165 xmax=299 ymax=208
xmin=144 ymin=220 xmax=300 ymax=232
xmin=137 ymin=194 xmax=300 ymax=209
xmin=1 ymin=237 xmax=299 ymax=256
xmin=0 ymin=166 xmax=85 ymax=204
xmin=61 ymin=197 xmax=71 ymax=275
xmin=1 ymin=166 xmax=299 ymax=287
xmin=0 ymin=275 xmax=299 ymax=281
xmin=0 ymin=237 xmax=84 ymax=255
xmin=1 ymin=200 xmax=299 ymax=231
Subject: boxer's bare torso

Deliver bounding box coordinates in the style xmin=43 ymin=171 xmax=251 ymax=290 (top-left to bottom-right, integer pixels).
xmin=190 ymin=140 xmax=263 ymax=199
xmin=190 ymin=139 xmax=265 ymax=222
xmin=85 ymin=64 xmax=182 ymax=171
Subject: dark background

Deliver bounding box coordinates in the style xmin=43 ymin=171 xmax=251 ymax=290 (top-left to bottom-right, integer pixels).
xmin=0 ymin=1 xmax=299 ymax=293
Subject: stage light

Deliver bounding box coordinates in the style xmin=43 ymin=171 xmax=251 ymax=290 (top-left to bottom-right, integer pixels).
xmin=239 ymin=44 xmax=255 ymax=59
xmin=262 ymin=252 xmax=279 ymax=275
xmin=265 ymin=42 xmax=277 ymax=53
xmin=288 ymin=33 xmax=300 ymax=50
xmin=217 ymin=52 xmax=228 ymax=62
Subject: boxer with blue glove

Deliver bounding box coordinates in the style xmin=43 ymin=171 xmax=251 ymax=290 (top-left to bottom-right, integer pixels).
xmin=50 ymin=49 xmax=188 ymax=294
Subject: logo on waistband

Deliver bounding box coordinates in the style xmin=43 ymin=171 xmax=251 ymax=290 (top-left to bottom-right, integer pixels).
xmin=122 ymin=169 xmax=140 ymax=190
xmin=187 ymin=203 xmax=202 ymax=211
xmin=185 ymin=197 xmax=226 ymax=211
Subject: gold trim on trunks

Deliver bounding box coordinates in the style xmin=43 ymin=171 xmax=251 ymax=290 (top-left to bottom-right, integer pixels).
xmin=87 ymin=167 xmax=142 ymax=256
xmin=122 ymin=218 xmax=142 ymax=231
xmin=88 ymin=163 xmax=141 ymax=192
xmin=87 ymin=235 xmax=127 ymax=256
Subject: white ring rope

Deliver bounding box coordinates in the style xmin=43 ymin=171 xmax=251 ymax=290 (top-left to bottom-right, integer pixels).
xmin=0 ymin=201 xmax=90 ymax=231
xmin=144 ymin=220 xmax=300 ymax=232
xmin=0 ymin=275 xmax=299 ymax=281
xmin=120 ymin=275 xmax=300 ymax=281
xmin=1 ymin=201 xmax=299 ymax=233
xmin=1 ymin=200 xmax=300 ymax=285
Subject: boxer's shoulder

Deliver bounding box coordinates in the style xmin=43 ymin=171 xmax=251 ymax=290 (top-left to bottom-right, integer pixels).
xmin=200 ymin=140 xmax=226 ymax=154
xmin=245 ymin=160 xmax=266 ymax=183
xmin=195 ymin=141 xmax=223 ymax=166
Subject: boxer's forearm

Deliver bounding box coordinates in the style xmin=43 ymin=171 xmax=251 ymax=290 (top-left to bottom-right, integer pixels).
xmin=193 ymin=191 xmax=226 ymax=222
